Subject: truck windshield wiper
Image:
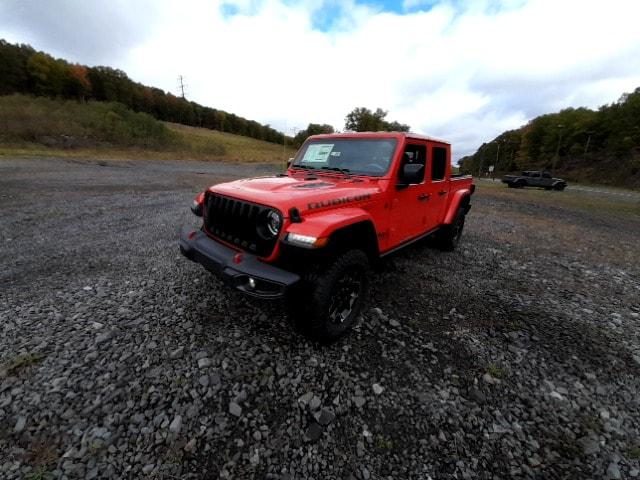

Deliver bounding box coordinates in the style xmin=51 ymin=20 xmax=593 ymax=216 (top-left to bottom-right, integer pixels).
xmin=292 ymin=164 xmax=317 ymax=171
xmin=320 ymin=166 xmax=351 ymax=175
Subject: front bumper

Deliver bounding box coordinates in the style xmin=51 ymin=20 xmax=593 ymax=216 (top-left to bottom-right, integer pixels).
xmin=179 ymin=227 xmax=300 ymax=299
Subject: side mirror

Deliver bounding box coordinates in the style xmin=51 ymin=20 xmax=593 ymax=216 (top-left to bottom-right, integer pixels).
xmin=287 ymin=157 xmax=294 ymax=167
xmin=397 ymin=163 xmax=424 ymax=188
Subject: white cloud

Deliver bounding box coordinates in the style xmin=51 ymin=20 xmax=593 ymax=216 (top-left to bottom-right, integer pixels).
xmin=0 ymin=0 xmax=159 ymax=64
xmin=2 ymin=0 xmax=640 ymax=159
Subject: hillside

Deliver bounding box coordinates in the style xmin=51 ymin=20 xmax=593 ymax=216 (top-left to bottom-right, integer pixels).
xmin=165 ymin=123 xmax=296 ymax=163
xmin=460 ymin=87 xmax=640 ymax=189
xmin=0 ymin=94 xmax=296 ymax=163
xmin=0 ymin=39 xmax=291 ymax=145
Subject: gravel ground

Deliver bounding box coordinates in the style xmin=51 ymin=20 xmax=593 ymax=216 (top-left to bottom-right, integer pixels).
xmin=1 ymin=157 xmax=639 ymax=480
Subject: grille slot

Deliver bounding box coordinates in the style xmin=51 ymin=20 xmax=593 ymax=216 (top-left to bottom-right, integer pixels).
xmin=204 ymin=193 xmax=279 ymax=257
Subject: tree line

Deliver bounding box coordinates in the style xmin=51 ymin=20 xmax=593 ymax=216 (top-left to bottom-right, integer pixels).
xmin=0 ymin=39 xmax=287 ymax=145
xmin=460 ymin=88 xmax=640 ymax=184
xmin=1 ymin=39 xmax=413 ymax=150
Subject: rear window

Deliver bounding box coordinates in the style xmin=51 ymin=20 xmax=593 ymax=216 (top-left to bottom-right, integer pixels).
xmin=431 ymin=146 xmax=447 ymax=181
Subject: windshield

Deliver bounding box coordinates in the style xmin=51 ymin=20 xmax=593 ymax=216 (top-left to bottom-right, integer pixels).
xmin=292 ymin=138 xmax=397 ymax=177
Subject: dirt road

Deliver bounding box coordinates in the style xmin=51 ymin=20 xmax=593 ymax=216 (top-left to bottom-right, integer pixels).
xmin=1 ymin=157 xmax=639 ymax=479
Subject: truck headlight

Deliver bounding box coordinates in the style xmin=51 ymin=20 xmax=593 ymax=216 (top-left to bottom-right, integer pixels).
xmin=285 ymin=233 xmax=328 ymax=248
xmin=266 ymin=210 xmax=281 ymax=237
xmin=257 ymin=210 xmax=282 ymax=239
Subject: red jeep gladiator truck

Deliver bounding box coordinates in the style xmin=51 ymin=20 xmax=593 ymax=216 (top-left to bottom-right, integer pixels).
xmin=180 ymin=132 xmax=474 ymax=341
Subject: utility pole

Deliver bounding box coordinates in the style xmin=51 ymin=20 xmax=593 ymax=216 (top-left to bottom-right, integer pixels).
xmin=283 ymin=127 xmax=299 ymax=172
xmin=478 ymin=149 xmax=485 ymax=177
xmin=177 ymin=75 xmax=187 ymax=99
xmin=552 ymin=124 xmax=563 ymax=174
xmin=492 ymin=140 xmax=501 ymax=181
xmin=283 ymin=127 xmax=287 ymax=171
xmin=584 ymin=132 xmax=592 ymax=155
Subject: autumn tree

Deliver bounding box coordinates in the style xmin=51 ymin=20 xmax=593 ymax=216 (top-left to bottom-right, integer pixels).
xmin=26 ymin=52 xmax=67 ymax=96
xmin=66 ymin=65 xmax=91 ymax=100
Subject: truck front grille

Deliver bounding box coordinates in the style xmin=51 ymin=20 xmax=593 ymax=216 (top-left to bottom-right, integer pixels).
xmin=203 ymin=193 xmax=278 ymax=257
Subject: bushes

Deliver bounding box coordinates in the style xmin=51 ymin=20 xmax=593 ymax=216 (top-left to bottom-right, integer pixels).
xmin=95 ymin=102 xmax=172 ymax=147
xmin=0 ymin=94 xmax=234 ymax=158
xmin=0 ymin=94 xmax=175 ymax=149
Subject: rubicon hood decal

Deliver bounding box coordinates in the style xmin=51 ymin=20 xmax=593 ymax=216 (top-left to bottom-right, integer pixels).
xmin=307 ymin=193 xmax=371 ymax=210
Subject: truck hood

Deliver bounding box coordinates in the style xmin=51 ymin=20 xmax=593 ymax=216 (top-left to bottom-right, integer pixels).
xmin=209 ymin=174 xmax=385 ymax=216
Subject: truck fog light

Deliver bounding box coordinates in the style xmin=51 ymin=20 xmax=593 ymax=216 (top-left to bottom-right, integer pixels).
xmin=248 ymin=278 xmax=256 ymax=290
xmin=191 ymin=200 xmax=203 ymax=216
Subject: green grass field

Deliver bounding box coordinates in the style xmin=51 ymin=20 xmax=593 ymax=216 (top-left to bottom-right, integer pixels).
xmin=0 ymin=94 xmax=297 ymax=163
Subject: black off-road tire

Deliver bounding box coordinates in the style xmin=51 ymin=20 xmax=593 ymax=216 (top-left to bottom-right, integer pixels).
xmin=436 ymin=208 xmax=466 ymax=251
xmin=554 ymin=184 xmax=566 ymax=191
xmin=287 ymin=249 xmax=370 ymax=343
xmin=514 ymin=180 xmax=525 ymax=188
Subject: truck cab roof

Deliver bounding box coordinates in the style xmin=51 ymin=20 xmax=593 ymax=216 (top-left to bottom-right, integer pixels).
xmin=308 ymin=131 xmax=451 ymax=146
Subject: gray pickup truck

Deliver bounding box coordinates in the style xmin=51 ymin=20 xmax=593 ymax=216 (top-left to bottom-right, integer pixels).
xmin=502 ymin=171 xmax=567 ymax=190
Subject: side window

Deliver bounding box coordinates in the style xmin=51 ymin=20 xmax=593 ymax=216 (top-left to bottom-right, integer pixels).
xmin=542 ymin=172 xmax=551 ymax=179
xmin=432 ymin=146 xmax=447 ymax=181
xmin=401 ymin=144 xmax=427 ymax=183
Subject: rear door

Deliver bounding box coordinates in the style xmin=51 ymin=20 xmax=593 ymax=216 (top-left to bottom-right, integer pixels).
xmin=388 ymin=142 xmax=429 ymax=244
xmin=424 ymin=144 xmax=450 ymax=226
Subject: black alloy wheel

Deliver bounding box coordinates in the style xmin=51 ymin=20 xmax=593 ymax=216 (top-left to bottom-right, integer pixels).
xmin=287 ymin=249 xmax=370 ymax=342
xmin=450 ymin=213 xmax=466 ymax=249
xmin=436 ymin=207 xmax=466 ymax=251
xmin=328 ymin=271 xmax=363 ymax=325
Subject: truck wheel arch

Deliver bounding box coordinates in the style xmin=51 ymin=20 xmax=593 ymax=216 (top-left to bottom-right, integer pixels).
xmin=326 ymin=221 xmax=379 ymax=261
xmin=285 ymin=208 xmax=380 ymax=260
xmin=443 ymin=191 xmax=472 ymax=225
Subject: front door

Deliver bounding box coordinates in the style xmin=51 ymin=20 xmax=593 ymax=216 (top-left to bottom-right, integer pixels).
xmin=540 ymin=171 xmax=553 ymax=188
xmin=389 ymin=143 xmax=430 ymax=245
xmin=529 ymin=172 xmax=543 ymax=186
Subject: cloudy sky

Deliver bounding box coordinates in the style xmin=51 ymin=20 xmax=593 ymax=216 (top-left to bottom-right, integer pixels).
xmin=2 ymin=0 xmax=640 ymax=159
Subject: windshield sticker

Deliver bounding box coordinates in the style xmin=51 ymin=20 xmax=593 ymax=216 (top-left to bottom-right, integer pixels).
xmin=303 ymin=144 xmax=334 ymax=163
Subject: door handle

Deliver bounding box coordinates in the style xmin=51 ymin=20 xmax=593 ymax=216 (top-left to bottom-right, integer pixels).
xmin=438 ymin=190 xmax=447 ymax=196
xmin=418 ymin=193 xmax=430 ymax=201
